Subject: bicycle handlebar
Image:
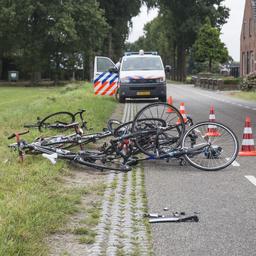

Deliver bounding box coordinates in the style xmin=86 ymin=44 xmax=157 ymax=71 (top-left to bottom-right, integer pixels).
xmin=8 ymin=130 xmax=29 ymax=140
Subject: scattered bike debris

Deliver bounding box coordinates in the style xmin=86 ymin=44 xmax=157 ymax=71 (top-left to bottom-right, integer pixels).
xmin=148 ymin=215 xmax=199 ymax=223
xmin=144 ymin=212 xmax=199 ymax=223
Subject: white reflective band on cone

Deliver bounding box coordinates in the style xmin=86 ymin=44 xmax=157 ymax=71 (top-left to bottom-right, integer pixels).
xmin=242 ymin=139 xmax=255 ymax=146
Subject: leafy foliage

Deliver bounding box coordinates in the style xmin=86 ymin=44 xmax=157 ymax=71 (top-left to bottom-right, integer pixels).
xmin=0 ymin=0 xmax=109 ymax=81
xmin=193 ymin=19 xmax=229 ymax=72
xmin=98 ymin=0 xmax=142 ymax=61
xmin=137 ymin=0 xmax=230 ymax=80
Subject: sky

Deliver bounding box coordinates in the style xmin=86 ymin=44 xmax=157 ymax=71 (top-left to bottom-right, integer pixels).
xmin=128 ymin=0 xmax=245 ymax=62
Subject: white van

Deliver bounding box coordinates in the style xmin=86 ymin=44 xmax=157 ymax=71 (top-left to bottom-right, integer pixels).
xmin=94 ymin=50 xmax=167 ymax=103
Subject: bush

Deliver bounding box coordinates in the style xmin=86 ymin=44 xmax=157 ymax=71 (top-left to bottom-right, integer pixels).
xmin=185 ymin=77 xmax=193 ymax=84
xmin=223 ymin=77 xmax=240 ymax=85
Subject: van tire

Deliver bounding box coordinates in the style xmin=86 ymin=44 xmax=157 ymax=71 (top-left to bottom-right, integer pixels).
xmin=115 ymin=88 xmax=119 ymax=101
xmin=119 ymin=97 xmax=125 ymax=103
xmin=159 ymin=96 xmax=167 ymax=103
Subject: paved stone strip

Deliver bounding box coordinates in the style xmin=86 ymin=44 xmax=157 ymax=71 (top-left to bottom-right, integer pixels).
xmin=89 ymin=173 xmax=116 ymax=256
xmin=89 ymin=102 xmax=151 ymax=256
xmin=134 ymin=168 xmax=151 ymax=255
xmin=120 ymin=171 xmax=133 ymax=254
xmin=105 ymin=173 xmax=125 ymax=255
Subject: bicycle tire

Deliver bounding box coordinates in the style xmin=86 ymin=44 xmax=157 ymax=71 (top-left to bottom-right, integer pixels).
xmin=132 ymin=103 xmax=185 ymax=157
xmin=182 ymin=122 xmax=239 ymax=171
xmin=75 ymin=156 xmax=131 ymax=172
xmin=24 ymin=123 xmax=40 ymax=129
xmin=38 ymin=111 xmax=75 ymax=132
xmin=107 ymin=119 xmax=123 ymax=134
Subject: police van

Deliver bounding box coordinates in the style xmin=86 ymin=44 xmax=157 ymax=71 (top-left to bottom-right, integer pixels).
xmin=94 ymin=50 xmax=167 ymax=103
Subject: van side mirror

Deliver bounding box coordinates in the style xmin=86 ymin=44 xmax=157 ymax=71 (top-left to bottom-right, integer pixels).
xmin=109 ymin=67 xmax=119 ymax=73
xmin=165 ymin=65 xmax=171 ymax=73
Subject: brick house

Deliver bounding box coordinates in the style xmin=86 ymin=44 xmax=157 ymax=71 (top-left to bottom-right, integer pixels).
xmin=241 ymin=0 xmax=256 ymax=76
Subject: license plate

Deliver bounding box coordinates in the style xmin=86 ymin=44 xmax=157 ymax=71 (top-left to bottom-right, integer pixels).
xmin=137 ymin=91 xmax=151 ymax=96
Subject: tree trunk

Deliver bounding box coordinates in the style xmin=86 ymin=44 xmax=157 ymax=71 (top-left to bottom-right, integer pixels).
xmin=30 ymin=71 xmax=41 ymax=85
xmin=84 ymin=51 xmax=93 ymax=81
xmin=171 ymin=43 xmax=176 ymax=81
xmin=177 ymin=45 xmax=183 ymax=81
xmin=209 ymin=58 xmax=212 ymax=73
xmin=181 ymin=47 xmax=186 ymax=82
xmin=54 ymin=59 xmax=60 ymax=85
xmin=0 ymin=58 xmax=2 ymax=80
xmin=176 ymin=44 xmax=186 ymax=82
xmin=108 ymin=32 xmax=113 ymax=59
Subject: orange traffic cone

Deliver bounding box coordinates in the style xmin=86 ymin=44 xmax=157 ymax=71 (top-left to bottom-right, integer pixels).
xmin=239 ymin=116 xmax=256 ymax=156
xmin=177 ymin=102 xmax=187 ymax=124
xmin=167 ymin=96 xmax=173 ymax=113
xmin=207 ymin=105 xmax=221 ymax=137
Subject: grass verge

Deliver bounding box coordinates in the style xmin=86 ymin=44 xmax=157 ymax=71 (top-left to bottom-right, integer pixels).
xmin=0 ymin=82 xmax=117 ymax=255
xmin=230 ymin=91 xmax=256 ymax=101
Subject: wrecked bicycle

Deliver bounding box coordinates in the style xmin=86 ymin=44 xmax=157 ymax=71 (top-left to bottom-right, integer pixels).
xmin=8 ymin=103 xmax=239 ymax=172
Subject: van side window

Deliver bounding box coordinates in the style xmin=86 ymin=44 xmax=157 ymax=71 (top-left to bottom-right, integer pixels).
xmin=97 ymin=58 xmax=115 ymax=72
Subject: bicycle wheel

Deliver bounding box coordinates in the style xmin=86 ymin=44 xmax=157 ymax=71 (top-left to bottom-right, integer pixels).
xmin=132 ymin=103 xmax=185 ymax=157
xmin=39 ymin=112 xmax=75 ymax=133
xmin=113 ymin=121 xmax=133 ymax=137
xmin=107 ymin=119 xmax=123 ymax=135
xmin=113 ymin=119 xmax=167 ymax=138
xmin=76 ymin=154 xmax=131 ymax=172
xmin=182 ymin=122 xmax=239 ymax=171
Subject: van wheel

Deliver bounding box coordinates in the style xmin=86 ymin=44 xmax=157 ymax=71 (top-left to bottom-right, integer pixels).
xmin=116 ymin=88 xmax=125 ymax=103
xmin=115 ymin=88 xmax=119 ymax=101
xmin=159 ymin=96 xmax=167 ymax=103
xmin=119 ymin=97 xmax=125 ymax=103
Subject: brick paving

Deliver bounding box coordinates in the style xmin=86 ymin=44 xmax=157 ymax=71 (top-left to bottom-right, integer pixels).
xmin=89 ymin=103 xmax=152 ymax=256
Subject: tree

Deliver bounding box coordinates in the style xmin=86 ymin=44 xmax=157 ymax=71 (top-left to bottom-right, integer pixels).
xmin=98 ymin=0 xmax=142 ymax=61
xmin=0 ymin=0 xmax=108 ymax=82
xmin=193 ymin=19 xmax=229 ymax=72
xmin=125 ymin=16 xmax=172 ymax=65
xmin=70 ymin=0 xmax=108 ymax=80
xmin=144 ymin=0 xmax=230 ymax=81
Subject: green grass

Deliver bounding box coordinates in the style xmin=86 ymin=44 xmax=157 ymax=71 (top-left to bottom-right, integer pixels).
xmin=231 ymin=91 xmax=256 ymax=101
xmin=0 ymin=83 xmax=117 ymax=255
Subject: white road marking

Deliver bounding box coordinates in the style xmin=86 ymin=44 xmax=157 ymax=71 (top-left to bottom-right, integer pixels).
xmin=245 ymin=175 xmax=256 ymax=186
xmin=232 ymin=161 xmax=240 ymax=167
xmin=226 ymin=158 xmax=240 ymax=167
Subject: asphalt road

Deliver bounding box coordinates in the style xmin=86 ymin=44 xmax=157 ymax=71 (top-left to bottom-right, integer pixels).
xmin=128 ymin=84 xmax=256 ymax=256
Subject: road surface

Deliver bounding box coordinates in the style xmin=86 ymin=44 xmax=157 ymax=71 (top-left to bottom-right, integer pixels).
xmin=126 ymin=83 xmax=256 ymax=256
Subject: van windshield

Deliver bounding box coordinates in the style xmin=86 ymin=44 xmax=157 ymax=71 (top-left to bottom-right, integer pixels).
xmin=121 ymin=57 xmax=164 ymax=71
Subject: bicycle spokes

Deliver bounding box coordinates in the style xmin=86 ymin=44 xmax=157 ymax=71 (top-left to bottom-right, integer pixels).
xmin=182 ymin=122 xmax=238 ymax=171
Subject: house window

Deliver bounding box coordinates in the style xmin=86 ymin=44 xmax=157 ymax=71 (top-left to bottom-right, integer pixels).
xmin=249 ymin=18 xmax=253 ymax=37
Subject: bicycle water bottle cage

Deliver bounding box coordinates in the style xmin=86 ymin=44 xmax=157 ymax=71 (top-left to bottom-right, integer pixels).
xmin=42 ymin=153 xmax=58 ymax=164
